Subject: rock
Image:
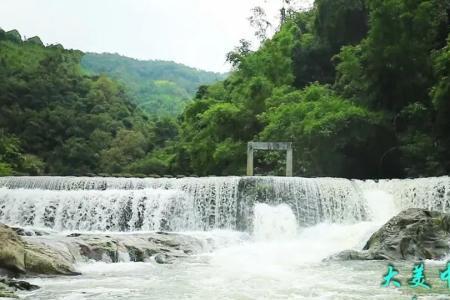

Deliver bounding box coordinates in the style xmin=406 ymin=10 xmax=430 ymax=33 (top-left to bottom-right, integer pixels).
xmin=326 ymin=249 xmax=390 ymax=261
xmin=11 ymin=227 xmax=50 ymax=237
xmin=154 ymin=253 xmax=174 ymax=264
xmin=0 ymin=282 xmax=17 ymax=298
xmin=331 ymin=208 xmax=450 ymax=261
xmin=68 ymin=232 xmax=204 ymax=263
xmin=0 ymin=278 xmax=39 ymax=291
xmin=0 ymin=223 xmax=205 ymax=276
xmin=23 ymin=240 xmax=80 ymax=276
xmin=0 ymin=225 xmax=26 ymax=275
xmin=74 ymin=236 xmax=120 ymax=263
xmin=0 ymin=223 xmax=79 ymax=276
xmin=0 ymin=277 xmax=39 ymax=299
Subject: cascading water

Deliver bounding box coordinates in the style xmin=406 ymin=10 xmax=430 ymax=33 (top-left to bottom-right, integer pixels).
xmin=3 ymin=175 xmax=448 ymax=300
xmin=0 ymin=176 xmax=449 ymax=232
xmin=0 ymin=188 xmax=201 ymax=232
xmin=0 ymin=177 xmax=242 ymax=231
xmin=253 ymin=203 xmax=298 ymax=241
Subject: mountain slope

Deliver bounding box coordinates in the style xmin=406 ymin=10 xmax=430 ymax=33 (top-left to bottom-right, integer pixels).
xmin=81 ymin=53 xmax=226 ymax=116
xmin=0 ymin=28 xmax=169 ymax=176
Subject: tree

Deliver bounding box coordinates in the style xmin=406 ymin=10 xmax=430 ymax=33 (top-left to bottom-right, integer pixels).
xmin=260 ymin=84 xmax=390 ymax=178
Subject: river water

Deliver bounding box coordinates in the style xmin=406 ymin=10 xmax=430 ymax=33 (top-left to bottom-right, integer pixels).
xmin=0 ymin=176 xmax=449 ymax=299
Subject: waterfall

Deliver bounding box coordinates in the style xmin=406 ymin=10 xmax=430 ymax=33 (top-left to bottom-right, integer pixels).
xmin=0 ymin=176 xmax=449 ymax=232
xmin=0 ymin=188 xmax=201 ymax=232
xmin=253 ymin=203 xmax=298 ymax=241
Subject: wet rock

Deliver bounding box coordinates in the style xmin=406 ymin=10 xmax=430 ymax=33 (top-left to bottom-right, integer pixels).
xmin=331 ymin=208 xmax=450 ymax=261
xmin=1 ymin=223 xmax=206 ymax=276
xmin=28 ymin=231 xmax=205 ymax=265
xmin=0 ymin=282 xmax=17 ymax=298
xmin=0 ymin=224 xmax=26 ymax=275
xmin=125 ymin=245 xmax=145 ymax=262
xmin=67 ymin=233 xmax=82 ymax=238
xmin=326 ymin=249 xmax=388 ymax=261
xmin=23 ymin=240 xmax=80 ymax=276
xmin=11 ymin=227 xmax=50 ymax=237
xmin=154 ymin=253 xmax=174 ymax=264
xmin=0 ymin=278 xmax=39 ymax=291
xmin=0 ymin=224 xmax=79 ymax=276
xmin=75 ymin=236 xmax=120 ymax=262
xmin=0 ymin=277 xmax=39 ymax=299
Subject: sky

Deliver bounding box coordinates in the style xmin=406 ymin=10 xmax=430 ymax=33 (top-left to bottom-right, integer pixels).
xmin=0 ymin=0 xmax=313 ymax=72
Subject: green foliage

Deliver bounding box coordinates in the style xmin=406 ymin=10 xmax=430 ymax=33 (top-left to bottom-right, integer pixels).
xmin=430 ymin=35 xmax=450 ymax=172
xmin=0 ymin=133 xmax=21 ymax=175
xmin=363 ymin=0 xmax=449 ymax=111
xmin=175 ymin=0 xmax=449 ymax=178
xmin=0 ymin=31 xmax=172 ymax=176
xmin=99 ymin=129 xmax=148 ymax=174
xmin=0 ymin=132 xmax=44 ymax=175
xmin=81 ymin=53 xmax=225 ymax=116
xmin=2 ymin=0 xmax=450 ymax=178
xmin=293 ymin=0 xmax=369 ymax=88
xmin=260 ymin=84 xmax=384 ymax=177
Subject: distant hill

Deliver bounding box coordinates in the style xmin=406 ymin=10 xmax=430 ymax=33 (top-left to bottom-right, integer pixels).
xmin=81 ymin=53 xmax=226 ymax=116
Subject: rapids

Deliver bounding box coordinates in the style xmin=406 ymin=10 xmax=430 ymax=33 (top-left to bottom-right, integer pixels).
xmin=0 ymin=176 xmax=449 ymax=299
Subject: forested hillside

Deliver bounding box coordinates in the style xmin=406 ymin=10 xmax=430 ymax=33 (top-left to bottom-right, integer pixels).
xmin=0 ymin=28 xmax=177 ymax=176
xmin=1 ymin=0 xmax=449 ymax=179
xmin=170 ymin=0 xmax=450 ymax=178
xmin=81 ymin=53 xmax=225 ymax=116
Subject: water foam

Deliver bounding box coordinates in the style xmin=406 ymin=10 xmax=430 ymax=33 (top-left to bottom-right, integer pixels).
xmin=0 ymin=176 xmax=449 ymax=232
xmin=0 ymin=188 xmax=199 ymax=231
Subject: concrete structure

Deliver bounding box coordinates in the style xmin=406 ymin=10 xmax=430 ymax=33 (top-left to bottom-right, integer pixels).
xmin=247 ymin=142 xmax=293 ymax=177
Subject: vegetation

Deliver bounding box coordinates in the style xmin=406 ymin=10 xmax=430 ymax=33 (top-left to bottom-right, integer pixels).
xmin=0 ymin=28 xmax=175 ymax=175
xmin=172 ymin=0 xmax=450 ymax=178
xmin=81 ymin=53 xmax=225 ymax=116
xmin=1 ymin=0 xmax=449 ymax=178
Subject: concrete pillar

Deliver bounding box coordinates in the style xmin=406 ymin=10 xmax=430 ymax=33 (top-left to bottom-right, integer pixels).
xmin=247 ymin=143 xmax=254 ymax=176
xmin=286 ymin=147 xmax=293 ymax=177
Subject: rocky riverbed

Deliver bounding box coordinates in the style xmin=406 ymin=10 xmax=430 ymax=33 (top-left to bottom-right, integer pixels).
xmin=0 ymin=223 xmax=220 ymax=298
xmin=2 ymin=208 xmax=450 ymax=299
xmin=330 ymin=208 xmax=450 ymax=261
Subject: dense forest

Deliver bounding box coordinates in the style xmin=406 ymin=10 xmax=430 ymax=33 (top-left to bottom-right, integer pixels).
xmin=0 ymin=29 xmax=179 ymax=176
xmin=1 ymin=0 xmax=449 ymax=179
xmin=171 ymin=0 xmax=450 ymax=178
xmin=81 ymin=53 xmax=225 ymax=116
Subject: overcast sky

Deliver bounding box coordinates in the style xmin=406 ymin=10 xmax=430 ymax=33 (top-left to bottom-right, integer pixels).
xmin=0 ymin=0 xmax=313 ymax=72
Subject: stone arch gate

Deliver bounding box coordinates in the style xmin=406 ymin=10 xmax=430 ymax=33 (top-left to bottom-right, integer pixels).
xmin=246 ymin=142 xmax=293 ymax=176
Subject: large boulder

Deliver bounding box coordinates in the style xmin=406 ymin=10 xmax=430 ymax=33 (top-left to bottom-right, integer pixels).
xmin=62 ymin=232 xmax=205 ymax=263
xmin=23 ymin=241 xmax=79 ymax=276
xmin=1 ymin=222 xmax=206 ymax=276
xmin=0 ymin=225 xmax=26 ymax=275
xmin=0 ymin=224 xmax=78 ymax=276
xmin=331 ymin=208 xmax=450 ymax=261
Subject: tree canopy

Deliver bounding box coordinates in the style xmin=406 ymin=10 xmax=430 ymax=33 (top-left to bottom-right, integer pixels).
xmin=1 ymin=0 xmax=449 ymax=179
xmin=171 ymin=0 xmax=450 ymax=178
xmin=81 ymin=53 xmax=225 ymax=116
xmin=0 ymin=29 xmax=176 ymax=176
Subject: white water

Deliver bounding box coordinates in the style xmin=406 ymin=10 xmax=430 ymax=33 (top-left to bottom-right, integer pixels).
xmin=253 ymin=203 xmax=298 ymax=241
xmin=19 ymin=202 xmax=446 ymax=299
xmin=1 ymin=176 xmax=449 ymax=232
xmin=0 ymin=188 xmax=201 ymax=231
xmin=1 ymin=176 xmax=449 ymax=299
